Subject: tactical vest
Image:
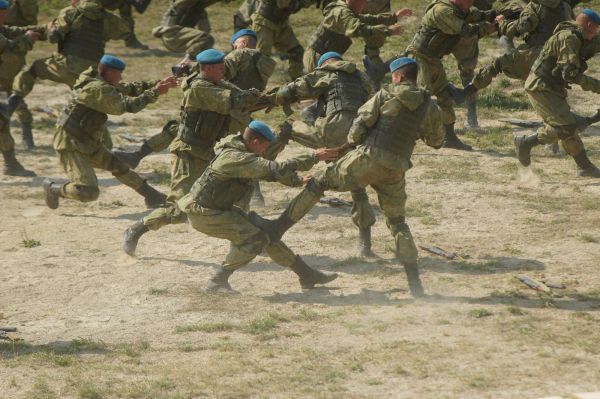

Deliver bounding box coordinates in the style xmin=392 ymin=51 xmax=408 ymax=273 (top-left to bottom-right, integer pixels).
xmin=257 ymin=0 xmax=296 ymax=21
xmin=524 ymin=1 xmax=572 ymax=47
xmin=324 ymin=70 xmax=368 ymax=116
xmin=191 ymin=164 xmax=253 ymax=211
xmin=309 ymin=22 xmax=353 ymax=55
xmin=59 ymin=12 xmax=105 ymax=62
xmin=364 ymin=94 xmax=430 ymax=159
xmin=229 ymin=51 xmax=268 ymax=91
xmin=62 ymin=102 xmax=108 ymax=141
xmin=162 ymin=0 xmax=205 ymax=27
xmin=532 ymin=23 xmax=584 ymax=89
xmin=411 ymin=0 xmax=464 ymax=58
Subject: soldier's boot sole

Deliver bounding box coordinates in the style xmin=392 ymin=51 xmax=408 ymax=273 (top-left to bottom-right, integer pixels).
xmin=122 ymin=221 xmax=149 ymax=257
xmin=205 ymin=281 xmax=239 ymax=294
xmin=514 ymin=135 xmax=532 ymax=167
xmin=442 ymin=138 xmax=473 ymax=151
xmin=4 ymin=164 xmax=36 ymax=177
xmin=43 ymin=179 xmax=60 ymax=209
xmin=357 ymin=227 xmax=375 ymax=257
xmin=404 ymin=263 xmax=426 ymax=298
xmin=299 ymin=271 xmax=338 ymax=290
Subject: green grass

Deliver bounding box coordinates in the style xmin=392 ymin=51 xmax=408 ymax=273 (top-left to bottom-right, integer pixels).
xmin=580 ymin=233 xmax=598 ymax=243
xmin=468 ymin=308 xmax=493 ymax=318
xmin=22 ymin=239 xmax=41 ymax=248
xmin=175 ymin=322 xmax=236 ymax=333
xmin=147 ymin=287 xmax=169 ymax=295
xmin=477 ymin=89 xmax=531 ymax=111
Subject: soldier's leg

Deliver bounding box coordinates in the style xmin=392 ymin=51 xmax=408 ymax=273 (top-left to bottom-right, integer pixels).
xmin=14 ymin=97 xmax=34 ymax=149
xmin=233 ymin=0 xmax=253 ymax=31
xmin=159 ymin=26 xmax=214 ymax=59
xmin=252 ymin=21 xmax=275 ymax=56
xmin=13 ymin=55 xmax=79 ymax=99
xmin=303 ymin=47 xmax=320 ymax=74
xmin=196 ymin=8 xmax=211 ymax=33
xmin=54 ymin=150 xmax=101 ymax=204
xmin=274 ymin=24 xmax=304 ymax=79
xmin=1 ymin=115 xmax=35 ymax=176
xmin=121 ymin=3 xmax=148 ymax=49
xmin=113 ymin=120 xmax=178 ymax=169
xmin=452 ymin=35 xmax=479 ymax=128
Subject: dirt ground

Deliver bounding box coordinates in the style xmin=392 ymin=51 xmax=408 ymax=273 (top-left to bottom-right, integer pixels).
xmin=1 ymin=1 xmax=600 ymax=398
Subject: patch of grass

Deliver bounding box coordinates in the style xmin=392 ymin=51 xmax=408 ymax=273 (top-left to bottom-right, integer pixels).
xmin=506 ymin=306 xmax=526 ymax=316
xmin=490 ymin=289 xmax=529 ymax=300
xmin=468 ymin=308 xmax=493 ymax=318
xmin=365 ymin=378 xmax=383 ymax=386
xmin=147 ymin=287 xmax=169 ymax=296
xmin=25 ymin=379 xmax=56 ymax=399
xmin=451 ymin=260 xmax=500 ymax=274
xmin=478 ymin=89 xmax=531 ymax=110
xmin=245 ymin=313 xmax=287 ymax=335
xmin=175 ymin=321 xmax=236 ymax=333
xmin=22 ymin=239 xmax=41 ymax=248
xmin=97 ymin=200 xmax=125 ymax=209
xmin=572 ymin=312 xmax=595 ymax=321
xmin=77 ymin=383 xmax=103 ymax=399
xmin=579 ymin=233 xmax=598 ymax=243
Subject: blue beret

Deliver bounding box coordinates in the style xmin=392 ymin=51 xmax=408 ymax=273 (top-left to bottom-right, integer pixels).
xmin=390 ymin=57 xmax=417 ymax=73
xmin=582 ymin=9 xmax=600 ymax=25
xmin=0 ymin=0 xmax=11 ymax=10
xmin=196 ymin=49 xmax=225 ymax=64
xmin=248 ymin=120 xmax=275 ymax=143
xmin=100 ymin=54 xmax=126 ymax=71
xmin=317 ymin=51 xmax=342 ymax=68
xmin=231 ymin=29 xmax=256 ymax=44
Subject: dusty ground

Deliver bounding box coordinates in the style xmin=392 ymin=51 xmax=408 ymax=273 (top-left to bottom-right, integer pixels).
xmin=1 ymin=1 xmax=600 ymax=398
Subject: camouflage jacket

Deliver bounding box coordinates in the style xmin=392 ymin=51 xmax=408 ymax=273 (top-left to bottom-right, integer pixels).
xmin=5 ymin=0 xmax=39 ymax=26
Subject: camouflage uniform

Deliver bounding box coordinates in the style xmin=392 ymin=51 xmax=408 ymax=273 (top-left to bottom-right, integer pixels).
xmin=264 ymin=81 xmax=444 ymax=296
xmin=12 ymin=1 xmax=130 ymax=99
xmin=5 ymin=0 xmax=38 ymax=26
xmin=141 ymin=75 xmax=261 ymax=231
xmin=152 ymin=0 xmax=216 ymax=58
xmin=53 ymin=68 xmax=161 ymax=203
xmin=233 ymin=0 xmax=256 ymax=31
xmin=99 ymin=0 xmax=151 ymax=47
xmin=523 ymin=21 xmax=600 ymax=161
xmin=305 ymin=0 xmax=396 ymax=72
xmin=472 ymin=0 xmax=574 ymax=90
xmin=265 ymin=60 xmax=376 ymax=234
xmin=251 ymin=0 xmax=314 ymax=79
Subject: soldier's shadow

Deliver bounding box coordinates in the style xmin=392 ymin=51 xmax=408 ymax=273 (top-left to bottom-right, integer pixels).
xmin=419 ymin=255 xmax=545 ymax=275
xmin=0 ymin=339 xmax=110 ymax=360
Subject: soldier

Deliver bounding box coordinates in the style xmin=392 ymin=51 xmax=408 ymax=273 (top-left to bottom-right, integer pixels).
xmin=250 ymin=58 xmax=444 ymax=297
xmin=121 ymin=49 xmax=264 ymax=257
xmin=6 ymin=0 xmax=38 ymax=26
xmin=152 ymin=0 xmax=217 ymax=63
xmin=174 ymin=120 xmax=339 ymax=293
xmin=233 ymin=0 xmax=255 ymax=31
xmin=304 ymin=0 xmax=410 ymax=73
xmin=1 ymin=0 xmax=130 ymax=124
xmin=458 ymin=0 xmax=575 ymax=102
xmin=251 ymin=0 xmax=314 ymax=79
xmin=99 ymin=0 xmax=152 ymax=49
xmin=113 ymin=29 xmax=275 ymax=169
xmin=264 ymin=51 xmax=377 ymax=256
xmin=0 ymin=0 xmax=42 ymax=175
xmin=42 ymin=55 xmax=178 ymax=209
xmin=516 ymin=10 xmax=600 ymax=177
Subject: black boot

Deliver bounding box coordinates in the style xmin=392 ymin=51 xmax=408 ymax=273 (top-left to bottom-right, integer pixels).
xmin=113 ymin=142 xmax=152 ymax=169
xmin=251 ymin=180 xmax=265 ymax=208
xmin=514 ymin=133 xmax=540 ymax=167
xmin=357 ymin=227 xmax=375 ymax=257
xmin=21 ymin=123 xmax=34 ymax=149
xmin=363 ymin=55 xmax=390 ymax=85
xmin=442 ymin=124 xmax=472 ymax=151
xmin=465 ymin=97 xmax=479 ymax=129
xmin=448 ymin=83 xmax=477 ymax=105
xmin=278 ymin=120 xmax=293 ymax=144
xmin=136 ymin=181 xmax=167 ymax=208
xmin=122 ymin=219 xmax=149 ymax=256
xmin=289 ymin=256 xmax=338 ymax=289
xmin=43 ymin=179 xmax=63 ymax=209
xmin=248 ymin=211 xmax=296 ymax=242
xmin=573 ymin=150 xmax=600 ymax=178
xmin=2 ymin=149 xmax=35 ymax=177
xmin=0 ymin=94 xmax=22 ymax=120
xmin=205 ymin=267 xmax=238 ymax=293
xmin=403 ymin=262 xmax=425 ymax=298
xmin=125 ymin=35 xmax=149 ymax=50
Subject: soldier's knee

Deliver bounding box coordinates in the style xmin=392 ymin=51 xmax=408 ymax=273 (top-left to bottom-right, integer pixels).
xmin=76 ymin=185 xmax=100 ymax=202
xmin=288 ymin=45 xmax=304 ymax=62
xmin=163 ymin=119 xmax=179 ymax=138
xmin=306 ymin=177 xmax=326 ymax=196
xmin=350 ymin=189 xmax=369 ymax=202
xmin=240 ymin=231 xmax=270 ymax=255
xmin=108 ymin=155 xmax=130 ymax=176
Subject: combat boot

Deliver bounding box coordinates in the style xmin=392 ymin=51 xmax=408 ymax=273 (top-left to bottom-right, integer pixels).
xmin=514 ymin=133 xmax=539 ymax=167
xmin=465 ymin=98 xmax=479 ymax=129
xmin=573 ymin=150 xmax=600 ymax=178
xmin=289 ymin=256 xmax=338 ymax=289
xmin=442 ymin=124 xmax=472 ymax=151
xmin=363 ymin=55 xmax=390 ymax=85
xmin=122 ymin=220 xmax=149 ymax=256
xmin=448 ymin=83 xmax=477 ymax=105
xmin=357 ymin=227 xmax=375 ymax=257
xmin=278 ymin=120 xmax=293 ymax=144
xmin=136 ymin=181 xmax=167 ymax=208
xmin=248 ymin=211 xmax=296 ymax=242
xmin=125 ymin=35 xmax=149 ymax=50
xmin=403 ymin=262 xmax=425 ymax=298
xmin=0 ymin=94 xmax=22 ymax=120
xmin=113 ymin=142 xmax=152 ymax=169
xmin=21 ymin=123 xmax=34 ymax=149
xmin=2 ymin=149 xmax=35 ymax=177
xmin=251 ymin=180 xmax=265 ymax=208
xmin=205 ymin=266 xmax=238 ymax=294
xmin=43 ymin=179 xmax=63 ymax=209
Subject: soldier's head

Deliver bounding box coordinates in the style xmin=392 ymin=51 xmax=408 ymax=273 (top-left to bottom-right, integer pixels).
xmin=577 ymin=9 xmax=600 ymax=40
xmin=196 ymin=49 xmax=226 ymax=83
xmin=0 ymin=0 xmax=10 ymax=26
xmin=452 ymin=0 xmax=474 ymax=12
xmin=243 ymin=120 xmax=276 ymax=155
xmin=98 ymin=55 xmax=126 ymax=86
xmin=347 ymin=0 xmax=367 ymax=14
xmin=231 ymin=29 xmax=257 ymax=50
xmin=390 ymin=57 xmax=418 ymax=85
xmin=317 ymin=51 xmax=343 ymax=68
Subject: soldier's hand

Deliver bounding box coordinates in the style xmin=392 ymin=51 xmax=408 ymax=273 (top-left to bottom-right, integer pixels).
xmin=395 ymin=8 xmax=412 ymax=19
xmin=302 ymin=175 xmax=313 ymax=184
xmin=314 ymin=148 xmax=339 ymax=162
xmin=495 ymin=15 xmax=505 ymax=24
xmin=25 ymin=31 xmax=42 ymax=42
xmin=155 ymin=76 xmax=179 ymax=95
xmin=389 ymin=24 xmax=404 ymax=36
xmin=483 ymin=22 xmax=497 ymax=34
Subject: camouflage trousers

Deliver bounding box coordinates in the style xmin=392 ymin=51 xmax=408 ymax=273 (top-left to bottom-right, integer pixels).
xmin=58 ymin=144 xmax=144 ymax=202
xmin=0 ymin=78 xmax=32 ymax=152
xmin=143 ymin=150 xmax=209 ymax=230
xmin=180 ymin=194 xmax=297 ymax=271
xmin=452 ymin=35 xmax=479 ymax=87
xmin=472 ymin=44 xmax=540 ymax=90
xmin=283 ymin=145 xmax=418 ymax=263
xmin=415 ymin=52 xmax=455 ymax=125
xmin=143 ymin=119 xmax=178 ymax=153
xmin=526 ymin=88 xmax=585 ymax=156
xmin=152 ymin=20 xmax=214 ymax=58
